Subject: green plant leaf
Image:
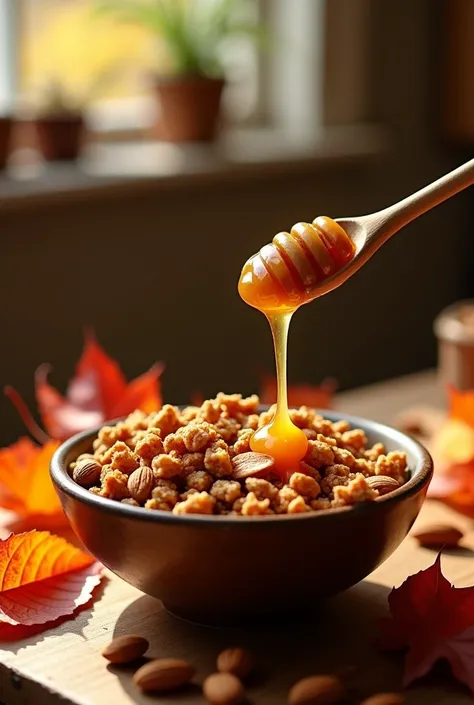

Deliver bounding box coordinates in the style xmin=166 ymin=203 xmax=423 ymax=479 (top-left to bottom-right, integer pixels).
xmin=93 ymin=0 xmax=265 ymax=77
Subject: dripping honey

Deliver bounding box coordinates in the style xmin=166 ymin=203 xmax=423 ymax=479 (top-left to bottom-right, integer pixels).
xmin=238 ymin=216 xmax=354 ymax=479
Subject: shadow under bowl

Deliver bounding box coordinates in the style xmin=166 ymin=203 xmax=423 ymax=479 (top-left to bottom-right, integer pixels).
xmin=51 ymin=410 xmax=432 ymax=625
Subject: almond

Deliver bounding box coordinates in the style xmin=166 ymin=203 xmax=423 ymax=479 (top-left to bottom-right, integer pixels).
xmin=413 ymin=524 xmax=463 ymax=548
xmin=217 ymin=647 xmax=253 ymax=679
xmin=232 ymin=451 xmax=275 ymax=479
xmin=288 ymin=674 xmax=345 ymax=705
xmin=203 ymin=672 xmax=245 ymax=705
xmin=128 ymin=466 xmax=154 ymax=503
xmin=102 ymin=634 xmax=148 ymax=664
xmin=73 ymin=459 xmax=101 ymax=487
xmin=366 ymin=475 xmax=400 ymax=496
xmin=361 ymin=694 xmax=405 ymax=705
xmin=133 ymin=657 xmax=195 ymax=692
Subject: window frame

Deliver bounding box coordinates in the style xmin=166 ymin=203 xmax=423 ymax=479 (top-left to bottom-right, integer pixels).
xmin=6 ymin=0 xmax=373 ymax=137
xmin=0 ymin=0 xmax=18 ymax=115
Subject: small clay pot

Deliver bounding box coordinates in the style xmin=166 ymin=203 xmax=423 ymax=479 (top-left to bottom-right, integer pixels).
xmin=35 ymin=114 xmax=84 ymax=161
xmin=152 ymin=75 xmax=225 ymax=142
xmin=434 ymin=299 xmax=474 ymax=389
xmin=0 ymin=117 xmax=13 ymax=169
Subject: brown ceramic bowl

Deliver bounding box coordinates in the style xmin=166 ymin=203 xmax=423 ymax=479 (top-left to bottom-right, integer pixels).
xmin=51 ymin=410 xmax=432 ymax=624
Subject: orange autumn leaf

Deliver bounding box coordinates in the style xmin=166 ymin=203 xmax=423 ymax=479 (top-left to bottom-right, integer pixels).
xmin=6 ymin=331 xmax=164 ymax=441
xmin=448 ymin=385 xmax=474 ymax=428
xmin=0 ymin=531 xmax=102 ymax=627
xmin=259 ymin=375 xmax=337 ymax=409
xmin=0 ymin=438 xmax=62 ymax=519
xmin=427 ymin=386 xmax=474 ymax=510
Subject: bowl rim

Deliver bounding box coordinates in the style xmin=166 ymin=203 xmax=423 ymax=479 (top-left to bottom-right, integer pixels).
xmin=50 ymin=408 xmax=433 ymax=526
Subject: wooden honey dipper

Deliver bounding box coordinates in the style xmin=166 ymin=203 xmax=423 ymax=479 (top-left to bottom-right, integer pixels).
xmin=238 ymin=158 xmax=474 ymax=478
xmin=239 ymin=158 xmax=474 ymax=312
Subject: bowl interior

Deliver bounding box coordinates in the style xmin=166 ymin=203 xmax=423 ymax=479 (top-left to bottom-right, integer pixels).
xmin=51 ymin=408 xmax=433 ymax=525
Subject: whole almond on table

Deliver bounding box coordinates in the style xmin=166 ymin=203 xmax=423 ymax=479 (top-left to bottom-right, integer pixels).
xmin=232 ymin=451 xmax=275 ymax=479
xmin=133 ymin=657 xmax=195 ymax=693
xmin=128 ymin=466 xmax=154 ymax=503
xmin=288 ymin=674 xmax=345 ymax=705
xmin=361 ymin=694 xmax=405 ymax=705
xmin=203 ymin=672 xmax=245 ymax=705
xmin=217 ymin=647 xmax=253 ymax=680
xmin=73 ymin=459 xmax=101 ymax=487
xmin=102 ymin=635 xmax=149 ymax=664
xmin=366 ymin=475 xmax=400 ymax=496
xmin=413 ymin=524 xmax=463 ymax=548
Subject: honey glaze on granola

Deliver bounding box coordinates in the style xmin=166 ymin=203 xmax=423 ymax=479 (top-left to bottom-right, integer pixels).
xmin=238 ymin=216 xmax=355 ymax=478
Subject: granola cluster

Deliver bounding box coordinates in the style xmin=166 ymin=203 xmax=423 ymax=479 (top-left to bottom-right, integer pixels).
xmin=70 ymin=394 xmax=409 ymax=516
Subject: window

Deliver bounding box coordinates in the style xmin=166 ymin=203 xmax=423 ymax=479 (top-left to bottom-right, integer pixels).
xmin=16 ymin=0 xmax=261 ymax=133
xmin=2 ymin=0 xmax=372 ymax=139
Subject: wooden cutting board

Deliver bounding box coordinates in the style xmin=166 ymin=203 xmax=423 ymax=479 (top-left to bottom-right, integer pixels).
xmin=1 ymin=370 xmax=472 ymax=704
xmin=0 ymin=500 xmax=473 ymax=705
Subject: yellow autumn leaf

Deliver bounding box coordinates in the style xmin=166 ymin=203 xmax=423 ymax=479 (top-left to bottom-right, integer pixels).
xmin=432 ymin=418 xmax=474 ymax=465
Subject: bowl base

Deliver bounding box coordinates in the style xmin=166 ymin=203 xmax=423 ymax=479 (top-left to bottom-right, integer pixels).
xmin=162 ymin=601 xmax=320 ymax=629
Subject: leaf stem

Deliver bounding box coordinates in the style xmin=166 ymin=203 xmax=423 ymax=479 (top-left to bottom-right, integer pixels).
xmin=4 ymin=386 xmax=51 ymax=445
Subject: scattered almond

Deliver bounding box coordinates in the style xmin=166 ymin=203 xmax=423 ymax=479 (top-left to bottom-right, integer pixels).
xmin=217 ymin=647 xmax=253 ymax=679
xmin=203 ymin=672 xmax=245 ymax=705
xmin=366 ymin=475 xmax=400 ymax=496
xmin=231 ymin=451 xmax=275 ymax=479
xmin=288 ymin=674 xmax=345 ymax=705
xmin=361 ymin=694 xmax=405 ymax=705
xmin=102 ymin=635 xmax=149 ymax=664
xmin=413 ymin=524 xmax=463 ymax=548
xmin=133 ymin=657 xmax=195 ymax=692
xmin=73 ymin=459 xmax=102 ymax=487
xmin=128 ymin=466 xmax=154 ymax=504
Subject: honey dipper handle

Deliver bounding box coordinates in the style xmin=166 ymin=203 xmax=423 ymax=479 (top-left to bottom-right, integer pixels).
xmin=366 ymin=157 xmax=474 ymax=243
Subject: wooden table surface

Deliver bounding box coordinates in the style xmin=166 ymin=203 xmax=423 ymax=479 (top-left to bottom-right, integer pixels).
xmin=1 ymin=370 xmax=473 ymax=705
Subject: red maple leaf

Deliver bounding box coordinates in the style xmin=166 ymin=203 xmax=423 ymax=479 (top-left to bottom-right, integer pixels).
xmin=5 ymin=332 xmax=163 ymax=441
xmin=380 ymin=554 xmax=474 ymax=692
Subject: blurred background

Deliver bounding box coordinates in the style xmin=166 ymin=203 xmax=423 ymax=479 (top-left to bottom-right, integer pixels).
xmin=0 ymin=0 xmax=473 ymax=444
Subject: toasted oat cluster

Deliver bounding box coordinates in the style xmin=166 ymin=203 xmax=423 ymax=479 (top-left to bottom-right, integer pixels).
xmin=70 ymin=393 xmax=409 ymax=516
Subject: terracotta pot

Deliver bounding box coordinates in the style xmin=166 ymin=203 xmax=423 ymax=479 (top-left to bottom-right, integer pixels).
xmin=153 ymin=75 xmax=225 ymax=142
xmin=0 ymin=117 xmax=12 ymax=169
xmin=35 ymin=114 xmax=84 ymax=161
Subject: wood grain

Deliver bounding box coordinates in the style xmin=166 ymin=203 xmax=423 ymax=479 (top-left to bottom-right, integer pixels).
xmin=0 ymin=371 xmax=472 ymax=705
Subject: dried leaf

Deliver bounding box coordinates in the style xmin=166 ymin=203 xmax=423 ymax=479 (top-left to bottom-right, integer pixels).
xmin=259 ymin=374 xmax=337 ymax=408
xmin=0 ymin=596 xmax=99 ymax=642
xmin=0 ymin=439 xmax=62 ymax=519
xmin=380 ymin=554 xmax=474 ymax=692
xmin=6 ymin=331 xmax=164 ymax=441
xmin=0 ymin=531 xmax=103 ymax=627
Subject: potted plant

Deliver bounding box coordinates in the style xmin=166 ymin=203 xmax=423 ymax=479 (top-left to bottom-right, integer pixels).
xmin=33 ymin=81 xmax=85 ymax=162
xmin=32 ymin=67 xmax=122 ymax=162
xmin=96 ymin=0 xmax=260 ymax=142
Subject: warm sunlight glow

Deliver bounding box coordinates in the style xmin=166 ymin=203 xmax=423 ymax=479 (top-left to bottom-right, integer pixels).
xmin=21 ymin=0 xmax=170 ymax=102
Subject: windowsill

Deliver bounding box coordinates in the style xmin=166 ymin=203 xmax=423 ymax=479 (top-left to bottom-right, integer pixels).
xmin=0 ymin=123 xmax=390 ymax=207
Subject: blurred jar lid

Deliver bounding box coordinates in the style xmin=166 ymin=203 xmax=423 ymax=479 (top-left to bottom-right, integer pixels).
xmin=434 ymin=300 xmax=474 ymax=345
